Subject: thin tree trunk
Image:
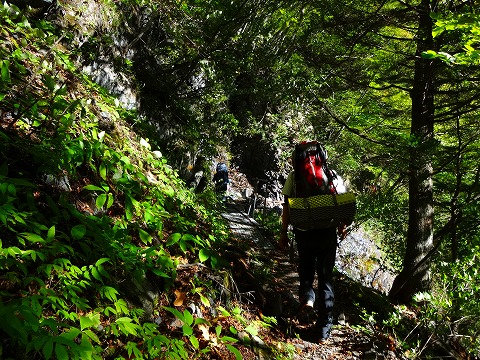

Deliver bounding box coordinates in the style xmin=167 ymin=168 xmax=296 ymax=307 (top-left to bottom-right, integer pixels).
xmin=389 ymin=0 xmax=436 ymax=303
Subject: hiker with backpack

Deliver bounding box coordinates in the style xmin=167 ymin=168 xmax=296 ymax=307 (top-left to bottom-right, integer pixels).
xmin=279 ymin=141 xmax=353 ymax=342
xmin=213 ymin=162 xmax=230 ymax=200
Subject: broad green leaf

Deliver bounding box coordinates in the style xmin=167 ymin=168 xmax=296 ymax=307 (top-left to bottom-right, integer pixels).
xmin=163 ymin=185 xmax=175 ymax=197
xmin=106 ymin=193 xmax=114 ymax=208
xmin=190 ymin=335 xmax=199 ymax=349
xmin=99 ymin=163 xmax=107 ymax=180
xmin=43 ymin=75 xmax=56 ymax=91
xmin=120 ymin=156 xmax=130 ymax=164
xmin=91 ymin=266 xmax=103 ymax=281
xmin=144 ymin=208 xmax=155 ymax=223
xmin=115 ymin=317 xmax=133 ymax=323
xmin=115 ymin=299 xmax=129 ymax=314
xmin=181 ymin=233 xmax=196 ymax=242
xmin=47 ymin=226 xmax=55 ymax=240
xmin=83 ymin=329 xmax=101 ymax=344
xmin=54 ymin=343 xmax=68 ymax=360
xmin=96 ymin=193 xmax=107 ymax=209
xmin=432 ymin=25 xmax=445 ymax=37
xmin=183 ymin=309 xmax=194 ymax=326
xmin=95 ymin=258 xmax=110 ymax=267
xmin=60 ymin=327 xmax=81 ymax=341
xmin=100 ymin=286 xmax=118 ymax=301
xmin=121 ymin=322 xmax=140 ymax=336
xmin=244 ymin=324 xmax=258 ymax=336
xmin=182 ymin=324 xmax=193 ymax=336
xmin=179 ymin=240 xmax=188 ymax=253
xmin=200 ymin=294 xmax=210 ymax=307
xmin=42 ymin=338 xmax=54 ymax=360
xmin=225 ymin=344 xmax=242 ymax=360
xmin=164 ymin=307 xmax=184 ymax=322
xmin=83 ymin=184 xmax=103 ymax=191
xmin=220 ymin=336 xmax=238 ymax=343
xmin=1 ymin=60 xmax=11 ymax=83
xmin=166 ymin=233 xmax=182 ymax=246
xmin=421 ymin=50 xmax=437 ymax=59
xmin=125 ymin=196 xmax=134 ymax=220
xmin=20 ymin=232 xmax=45 ymax=244
xmin=7 ymin=183 xmax=15 ymax=196
xmin=194 ymin=317 xmax=209 ymax=325
xmin=139 ymin=228 xmax=152 ymax=244
xmin=217 ymin=306 xmax=230 ymax=317
xmin=199 ymin=248 xmax=210 ymax=263
xmin=71 ymin=225 xmax=87 ymax=240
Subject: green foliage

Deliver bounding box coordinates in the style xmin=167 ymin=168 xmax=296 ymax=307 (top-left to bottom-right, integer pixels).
xmin=0 ymin=4 xmax=236 ymax=359
xmin=425 ymin=12 xmax=480 ymax=65
xmin=3 ymin=0 xmax=480 ymax=358
xmin=426 ymin=248 xmax=480 ymax=355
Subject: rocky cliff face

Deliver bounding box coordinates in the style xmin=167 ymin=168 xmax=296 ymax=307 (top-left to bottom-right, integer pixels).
xmin=17 ymin=0 xmax=287 ymax=196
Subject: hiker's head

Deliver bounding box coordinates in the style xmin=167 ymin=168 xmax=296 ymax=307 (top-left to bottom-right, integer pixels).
xmin=293 ymin=141 xmax=328 ymax=163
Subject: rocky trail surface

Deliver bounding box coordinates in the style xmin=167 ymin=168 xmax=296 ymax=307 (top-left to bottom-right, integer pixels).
xmin=221 ymin=200 xmax=407 ymax=360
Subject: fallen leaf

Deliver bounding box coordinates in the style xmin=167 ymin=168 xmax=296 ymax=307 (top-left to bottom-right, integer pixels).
xmin=174 ymin=289 xmax=186 ymax=306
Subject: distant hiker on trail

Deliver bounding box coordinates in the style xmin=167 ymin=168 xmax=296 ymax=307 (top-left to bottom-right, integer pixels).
xmin=213 ymin=162 xmax=229 ymax=200
xmin=279 ymin=141 xmax=354 ymax=343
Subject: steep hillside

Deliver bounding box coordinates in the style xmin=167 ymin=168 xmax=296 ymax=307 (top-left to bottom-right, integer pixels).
xmin=1 ymin=4 xmax=283 ymax=359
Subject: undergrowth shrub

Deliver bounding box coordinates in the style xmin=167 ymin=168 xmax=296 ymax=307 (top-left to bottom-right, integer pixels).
xmin=0 ymin=4 xmax=251 ymax=359
xmin=427 ymin=247 xmax=480 ymax=357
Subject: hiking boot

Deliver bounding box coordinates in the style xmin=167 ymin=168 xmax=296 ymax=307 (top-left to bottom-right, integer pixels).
xmin=301 ymin=298 xmax=314 ymax=309
xmin=299 ymin=295 xmax=315 ymax=310
xmin=317 ymin=324 xmax=331 ymax=342
xmin=297 ymin=296 xmax=316 ymax=324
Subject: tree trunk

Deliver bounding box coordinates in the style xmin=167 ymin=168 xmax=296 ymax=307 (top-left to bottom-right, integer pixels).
xmin=389 ymin=0 xmax=436 ymax=303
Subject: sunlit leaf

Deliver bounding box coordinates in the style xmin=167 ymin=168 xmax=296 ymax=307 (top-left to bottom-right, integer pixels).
xmin=96 ymin=193 xmax=107 ymax=209
xmin=244 ymin=324 xmax=258 ymax=336
xmin=182 ymin=324 xmax=193 ymax=336
xmin=225 ymin=344 xmax=242 ymax=360
xmin=91 ymin=266 xmax=103 ymax=281
xmin=190 ymin=335 xmax=199 ymax=349
xmin=106 ymin=193 xmax=114 ymax=208
xmin=47 ymin=226 xmax=55 ymax=240
xmin=139 ymin=228 xmax=152 ymax=244
xmin=83 ymin=184 xmax=103 ymax=191
xmin=20 ymin=232 xmax=44 ymax=244
xmin=199 ymin=248 xmax=210 ymax=262
xmin=95 ymin=258 xmax=110 ymax=267
xmin=166 ymin=233 xmax=182 ymax=246
xmin=183 ymin=309 xmax=194 ymax=326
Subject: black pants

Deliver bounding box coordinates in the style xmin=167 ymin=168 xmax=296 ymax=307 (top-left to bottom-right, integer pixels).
xmin=295 ymin=227 xmax=337 ymax=325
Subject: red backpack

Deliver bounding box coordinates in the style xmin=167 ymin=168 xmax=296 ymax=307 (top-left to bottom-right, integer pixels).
xmin=293 ymin=141 xmax=336 ymax=197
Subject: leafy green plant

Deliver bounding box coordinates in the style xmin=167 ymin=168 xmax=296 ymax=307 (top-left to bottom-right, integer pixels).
xmin=0 ymin=4 xmax=239 ymax=359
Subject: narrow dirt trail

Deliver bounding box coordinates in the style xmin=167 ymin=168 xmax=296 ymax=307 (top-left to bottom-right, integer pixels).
xmin=222 ymin=201 xmax=406 ymax=360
